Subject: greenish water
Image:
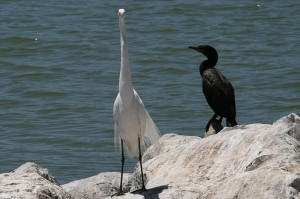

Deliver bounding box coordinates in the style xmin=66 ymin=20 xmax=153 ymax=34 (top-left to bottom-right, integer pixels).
xmin=0 ymin=1 xmax=299 ymax=184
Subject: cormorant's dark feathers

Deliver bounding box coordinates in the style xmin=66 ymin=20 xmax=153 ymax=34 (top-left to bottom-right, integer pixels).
xmin=189 ymin=45 xmax=237 ymax=128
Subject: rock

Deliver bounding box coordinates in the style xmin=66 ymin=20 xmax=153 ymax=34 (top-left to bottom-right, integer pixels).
xmin=0 ymin=162 xmax=72 ymax=199
xmin=62 ymin=172 xmax=131 ymax=199
xmin=126 ymin=113 xmax=300 ymax=198
xmin=3 ymin=114 xmax=300 ymax=199
xmin=61 ymin=113 xmax=300 ymax=199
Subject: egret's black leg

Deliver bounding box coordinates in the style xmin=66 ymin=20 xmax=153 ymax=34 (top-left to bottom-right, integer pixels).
xmin=112 ymin=139 xmax=125 ymax=196
xmin=138 ymin=137 xmax=147 ymax=191
xmin=120 ymin=140 xmax=125 ymax=192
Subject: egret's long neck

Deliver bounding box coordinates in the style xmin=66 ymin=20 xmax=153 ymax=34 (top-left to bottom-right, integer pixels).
xmin=119 ymin=15 xmax=134 ymax=101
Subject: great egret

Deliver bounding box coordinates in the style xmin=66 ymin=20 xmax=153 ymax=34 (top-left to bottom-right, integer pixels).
xmin=189 ymin=45 xmax=237 ymax=128
xmin=113 ymin=9 xmax=161 ymax=195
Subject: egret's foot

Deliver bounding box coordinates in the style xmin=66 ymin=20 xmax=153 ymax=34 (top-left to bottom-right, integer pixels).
xmin=131 ymin=186 xmax=148 ymax=194
xmin=141 ymin=186 xmax=147 ymax=192
xmin=111 ymin=189 xmax=125 ymax=197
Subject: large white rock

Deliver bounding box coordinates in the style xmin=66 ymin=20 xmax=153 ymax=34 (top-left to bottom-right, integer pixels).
xmin=0 ymin=162 xmax=72 ymax=199
xmin=124 ymin=113 xmax=300 ymax=198
xmin=61 ymin=114 xmax=300 ymax=199
xmin=2 ymin=114 xmax=300 ymax=199
xmin=62 ymin=172 xmax=132 ymax=199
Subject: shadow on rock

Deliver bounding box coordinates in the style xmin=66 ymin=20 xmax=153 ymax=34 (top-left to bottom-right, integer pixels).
xmin=131 ymin=185 xmax=168 ymax=199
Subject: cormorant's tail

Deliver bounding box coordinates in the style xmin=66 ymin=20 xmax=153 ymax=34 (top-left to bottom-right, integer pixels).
xmin=227 ymin=119 xmax=237 ymax=127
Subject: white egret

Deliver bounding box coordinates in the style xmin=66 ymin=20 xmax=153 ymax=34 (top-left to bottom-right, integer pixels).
xmin=113 ymin=9 xmax=161 ymax=195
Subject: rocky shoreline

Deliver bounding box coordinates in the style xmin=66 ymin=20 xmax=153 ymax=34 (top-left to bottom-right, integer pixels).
xmin=1 ymin=113 xmax=300 ymax=199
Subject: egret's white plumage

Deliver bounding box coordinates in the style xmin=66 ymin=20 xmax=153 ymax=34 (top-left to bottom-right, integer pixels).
xmin=112 ymin=9 xmax=160 ymax=195
xmin=113 ymin=9 xmax=161 ymax=158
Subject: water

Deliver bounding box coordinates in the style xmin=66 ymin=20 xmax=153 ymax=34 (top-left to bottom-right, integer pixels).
xmin=0 ymin=1 xmax=299 ymax=184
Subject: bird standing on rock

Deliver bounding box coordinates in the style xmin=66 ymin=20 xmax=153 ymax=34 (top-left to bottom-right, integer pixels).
xmin=189 ymin=45 xmax=237 ymax=130
xmin=113 ymin=9 xmax=161 ymax=196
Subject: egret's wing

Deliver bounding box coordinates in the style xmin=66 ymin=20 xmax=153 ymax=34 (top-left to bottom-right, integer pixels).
xmin=143 ymin=108 xmax=161 ymax=148
xmin=113 ymin=93 xmax=121 ymax=150
xmin=135 ymin=90 xmax=161 ymax=149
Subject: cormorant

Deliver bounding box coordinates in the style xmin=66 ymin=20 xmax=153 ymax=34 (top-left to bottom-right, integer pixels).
xmin=189 ymin=45 xmax=237 ymax=127
xmin=204 ymin=117 xmax=224 ymax=137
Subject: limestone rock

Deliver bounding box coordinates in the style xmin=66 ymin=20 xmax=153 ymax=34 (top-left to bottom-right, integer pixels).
xmin=3 ymin=113 xmax=300 ymax=199
xmin=62 ymin=113 xmax=300 ymax=199
xmin=0 ymin=162 xmax=72 ymax=199
xmin=62 ymin=172 xmax=132 ymax=199
xmin=127 ymin=113 xmax=300 ymax=198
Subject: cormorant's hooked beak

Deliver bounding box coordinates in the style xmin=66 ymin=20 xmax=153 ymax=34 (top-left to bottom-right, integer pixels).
xmin=188 ymin=46 xmax=204 ymax=53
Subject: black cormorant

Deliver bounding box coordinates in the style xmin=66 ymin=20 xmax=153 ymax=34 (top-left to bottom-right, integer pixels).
xmin=189 ymin=45 xmax=237 ymax=127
